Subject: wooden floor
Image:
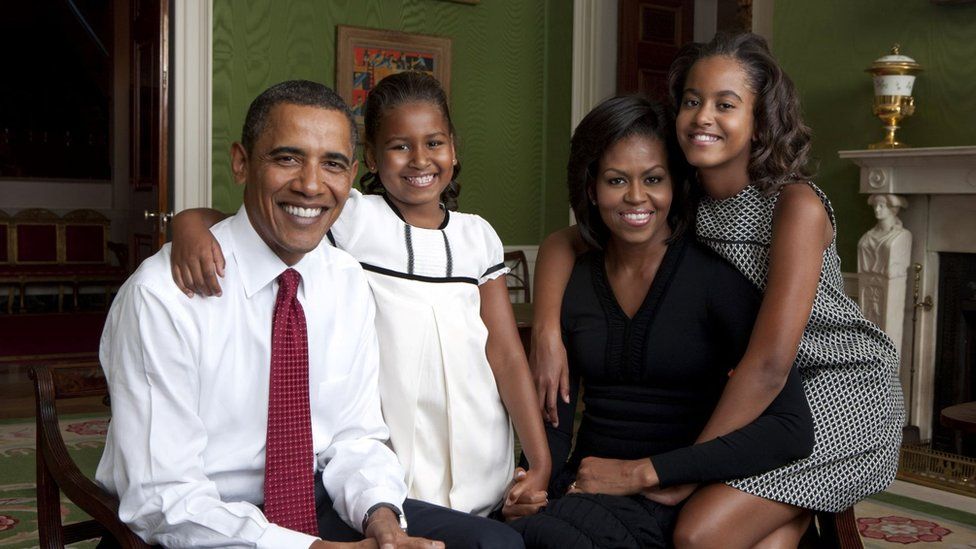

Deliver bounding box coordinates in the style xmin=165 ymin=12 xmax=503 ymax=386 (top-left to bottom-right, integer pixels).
xmin=0 ymin=362 xmax=105 ymax=419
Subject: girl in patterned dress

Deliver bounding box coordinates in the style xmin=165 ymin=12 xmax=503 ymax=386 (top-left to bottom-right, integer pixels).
xmin=168 ymin=72 xmax=551 ymax=521
xmin=532 ymin=33 xmax=903 ymax=547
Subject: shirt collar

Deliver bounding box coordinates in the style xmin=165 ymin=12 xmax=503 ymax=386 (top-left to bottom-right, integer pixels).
xmin=228 ymin=206 xmax=323 ymax=299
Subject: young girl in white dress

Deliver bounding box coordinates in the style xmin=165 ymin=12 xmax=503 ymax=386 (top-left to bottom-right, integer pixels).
xmin=170 ymin=72 xmax=550 ymax=519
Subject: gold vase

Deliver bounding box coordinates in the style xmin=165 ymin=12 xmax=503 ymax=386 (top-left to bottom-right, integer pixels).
xmin=866 ymin=45 xmax=922 ymax=150
xmin=871 ymin=95 xmax=915 ymax=149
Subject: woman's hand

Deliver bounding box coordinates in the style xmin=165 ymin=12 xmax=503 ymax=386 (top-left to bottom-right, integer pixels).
xmin=170 ymin=209 xmax=227 ymax=297
xmin=501 ymin=467 xmax=548 ymax=521
xmin=642 ymin=484 xmax=697 ymax=507
xmin=530 ymin=330 xmax=570 ymax=426
xmin=569 ymin=457 xmax=656 ymax=496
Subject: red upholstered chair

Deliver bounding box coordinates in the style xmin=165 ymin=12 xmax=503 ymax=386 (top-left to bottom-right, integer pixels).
xmin=8 ymin=209 xmax=62 ymax=311
xmin=13 ymin=208 xmax=60 ymax=264
xmin=0 ymin=209 xmax=10 ymax=264
xmin=0 ymin=210 xmax=11 ymax=313
xmin=62 ymin=209 xmax=127 ymax=309
xmin=63 ymin=209 xmax=110 ymax=264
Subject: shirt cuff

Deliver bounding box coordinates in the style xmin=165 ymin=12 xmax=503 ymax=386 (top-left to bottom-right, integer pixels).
xmin=255 ymin=523 xmax=320 ymax=549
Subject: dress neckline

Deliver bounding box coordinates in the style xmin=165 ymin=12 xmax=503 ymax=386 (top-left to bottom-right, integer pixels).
xmin=382 ymin=193 xmax=450 ymax=230
xmin=592 ymin=235 xmax=687 ymax=322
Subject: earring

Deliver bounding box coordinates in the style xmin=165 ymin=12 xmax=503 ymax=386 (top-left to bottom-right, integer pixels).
xmin=452 ymin=158 xmax=457 ymax=165
xmin=368 ymin=165 xmax=376 ymax=172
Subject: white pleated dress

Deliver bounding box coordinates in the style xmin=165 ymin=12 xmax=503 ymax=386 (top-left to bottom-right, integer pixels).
xmin=329 ymin=189 xmax=514 ymax=516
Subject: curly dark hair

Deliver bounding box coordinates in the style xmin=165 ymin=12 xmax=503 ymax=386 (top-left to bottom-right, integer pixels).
xmin=358 ymin=71 xmax=461 ymax=211
xmin=568 ymin=94 xmax=693 ymax=250
xmin=667 ymin=32 xmax=814 ymax=193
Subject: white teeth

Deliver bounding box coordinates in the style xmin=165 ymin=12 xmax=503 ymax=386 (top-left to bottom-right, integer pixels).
xmin=622 ymin=212 xmax=651 ymax=221
xmin=282 ymin=204 xmax=322 ymax=218
xmin=692 ymin=134 xmax=719 ymax=142
xmin=406 ymin=174 xmax=435 ymax=186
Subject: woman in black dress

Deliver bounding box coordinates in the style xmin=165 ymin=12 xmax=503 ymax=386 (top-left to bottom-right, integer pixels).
xmin=509 ymin=95 xmax=814 ymax=548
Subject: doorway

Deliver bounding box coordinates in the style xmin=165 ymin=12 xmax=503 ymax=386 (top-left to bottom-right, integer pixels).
xmin=0 ymin=0 xmax=171 ymax=417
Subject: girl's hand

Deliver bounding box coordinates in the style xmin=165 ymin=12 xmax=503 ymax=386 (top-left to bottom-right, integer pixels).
xmin=570 ymin=457 xmax=655 ymax=496
xmin=170 ymin=210 xmax=226 ymax=297
xmin=501 ymin=468 xmax=548 ymax=521
xmin=642 ymin=484 xmax=697 ymax=507
xmin=530 ymin=330 xmax=570 ymax=426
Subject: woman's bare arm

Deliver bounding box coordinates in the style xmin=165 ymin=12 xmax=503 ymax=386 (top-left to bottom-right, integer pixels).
xmin=530 ymin=226 xmax=586 ymax=425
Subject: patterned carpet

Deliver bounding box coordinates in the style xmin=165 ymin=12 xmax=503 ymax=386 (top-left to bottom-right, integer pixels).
xmin=0 ymin=415 xmax=105 ymax=548
xmin=1 ymin=415 xmax=975 ymax=548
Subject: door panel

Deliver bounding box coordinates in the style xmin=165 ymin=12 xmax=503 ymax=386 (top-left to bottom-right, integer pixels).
xmin=617 ymin=0 xmax=694 ymax=101
xmin=128 ymin=0 xmax=170 ymax=267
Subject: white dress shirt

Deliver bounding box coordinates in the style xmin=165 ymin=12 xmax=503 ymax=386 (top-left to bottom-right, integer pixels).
xmin=96 ymin=207 xmax=407 ymax=548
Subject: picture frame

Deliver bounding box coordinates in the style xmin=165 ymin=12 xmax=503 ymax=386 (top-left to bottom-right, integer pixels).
xmin=336 ymin=25 xmax=453 ymax=130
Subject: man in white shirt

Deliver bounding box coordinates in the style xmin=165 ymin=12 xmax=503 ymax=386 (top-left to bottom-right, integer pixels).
xmin=96 ymin=80 xmax=523 ymax=549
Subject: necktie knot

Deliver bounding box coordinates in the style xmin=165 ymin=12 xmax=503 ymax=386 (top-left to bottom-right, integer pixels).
xmin=278 ymin=268 xmax=301 ymax=301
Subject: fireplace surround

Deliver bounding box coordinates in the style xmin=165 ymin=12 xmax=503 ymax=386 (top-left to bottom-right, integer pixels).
xmin=840 ymin=146 xmax=976 ymax=445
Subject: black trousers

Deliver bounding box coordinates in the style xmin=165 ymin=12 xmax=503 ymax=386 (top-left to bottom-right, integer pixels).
xmin=315 ymin=475 xmax=524 ymax=548
xmin=99 ymin=480 xmax=524 ymax=548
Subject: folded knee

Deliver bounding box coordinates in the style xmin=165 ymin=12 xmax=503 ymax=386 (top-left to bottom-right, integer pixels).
xmin=672 ymin=519 xmax=723 ymax=549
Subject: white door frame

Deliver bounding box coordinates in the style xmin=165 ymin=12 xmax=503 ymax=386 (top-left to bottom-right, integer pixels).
xmin=172 ymin=0 xmax=212 ymax=211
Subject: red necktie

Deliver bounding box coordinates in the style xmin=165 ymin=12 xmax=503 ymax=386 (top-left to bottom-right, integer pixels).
xmin=263 ymin=268 xmax=318 ymax=535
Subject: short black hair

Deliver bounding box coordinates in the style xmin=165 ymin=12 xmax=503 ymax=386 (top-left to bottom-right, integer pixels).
xmin=358 ymin=71 xmax=462 ymax=211
xmin=568 ymin=94 xmax=692 ymax=249
xmin=241 ymin=80 xmax=358 ymax=154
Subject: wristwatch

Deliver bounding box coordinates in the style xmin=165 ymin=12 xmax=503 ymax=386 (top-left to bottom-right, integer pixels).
xmin=362 ymin=502 xmax=408 ymax=533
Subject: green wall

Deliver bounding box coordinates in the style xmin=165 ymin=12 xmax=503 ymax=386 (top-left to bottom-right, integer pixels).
xmin=212 ymin=0 xmax=573 ymax=245
xmin=772 ymin=0 xmax=976 ymax=268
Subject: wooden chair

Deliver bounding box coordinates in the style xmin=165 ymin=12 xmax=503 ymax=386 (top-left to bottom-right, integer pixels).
xmin=503 ymin=250 xmax=531 ymax=303
xmin=801 ymin=508 xmax=863 ymax=549
xmin=29 ymin=363 xmax=153 ymax=548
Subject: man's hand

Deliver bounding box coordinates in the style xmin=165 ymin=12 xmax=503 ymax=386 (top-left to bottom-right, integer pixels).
xmin=364 ymin=508 xmax=444 ymax=549
xmin=568 ymin=457 xmax=655 ymax=496
xmin=642 ymin=484 xmax=697 ymax=506
xmin=501 ymin=467 xmax=548 ymax=521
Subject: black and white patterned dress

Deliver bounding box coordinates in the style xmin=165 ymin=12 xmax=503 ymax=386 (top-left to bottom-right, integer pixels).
xmin=696 ymin=182 xmax=904 ymax=512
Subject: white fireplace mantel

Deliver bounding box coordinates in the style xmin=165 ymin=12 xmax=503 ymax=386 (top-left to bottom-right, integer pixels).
xmin=840 ymin=146 xmax=976 ymax=195
xmin=839 ymin=146 xmax=976 ymax=441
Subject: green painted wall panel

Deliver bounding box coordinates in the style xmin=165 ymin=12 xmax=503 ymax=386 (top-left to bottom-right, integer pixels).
xmin=212 ymin=0 xmax=573 ymax=245
xmin=772 ymin=0 xmax=976 ymax=268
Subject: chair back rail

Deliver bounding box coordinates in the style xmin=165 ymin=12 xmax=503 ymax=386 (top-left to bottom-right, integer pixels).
xmin=30 ymin=364 xmax=153 ymax=548
xmin=503 ymin=250 xmax=531 ymax=303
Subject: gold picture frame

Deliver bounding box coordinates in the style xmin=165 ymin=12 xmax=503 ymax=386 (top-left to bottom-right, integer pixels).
xmin=336 ymin=25 xmax=452 ymax=130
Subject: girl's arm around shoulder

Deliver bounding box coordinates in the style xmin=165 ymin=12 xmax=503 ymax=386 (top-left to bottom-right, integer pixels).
xmin=694 ymin=182 xmax=831 ymax=443
xmin=170 ymin=208 xmax=230 ymax=298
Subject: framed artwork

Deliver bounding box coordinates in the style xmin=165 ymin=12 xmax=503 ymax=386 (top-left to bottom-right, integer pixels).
xmin=336 ymin=25 xmax=452 ymax=129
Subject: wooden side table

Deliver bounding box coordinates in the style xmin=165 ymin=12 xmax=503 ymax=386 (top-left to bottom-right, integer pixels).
xmin=940 ymin=401 xmax=976 ymax=454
